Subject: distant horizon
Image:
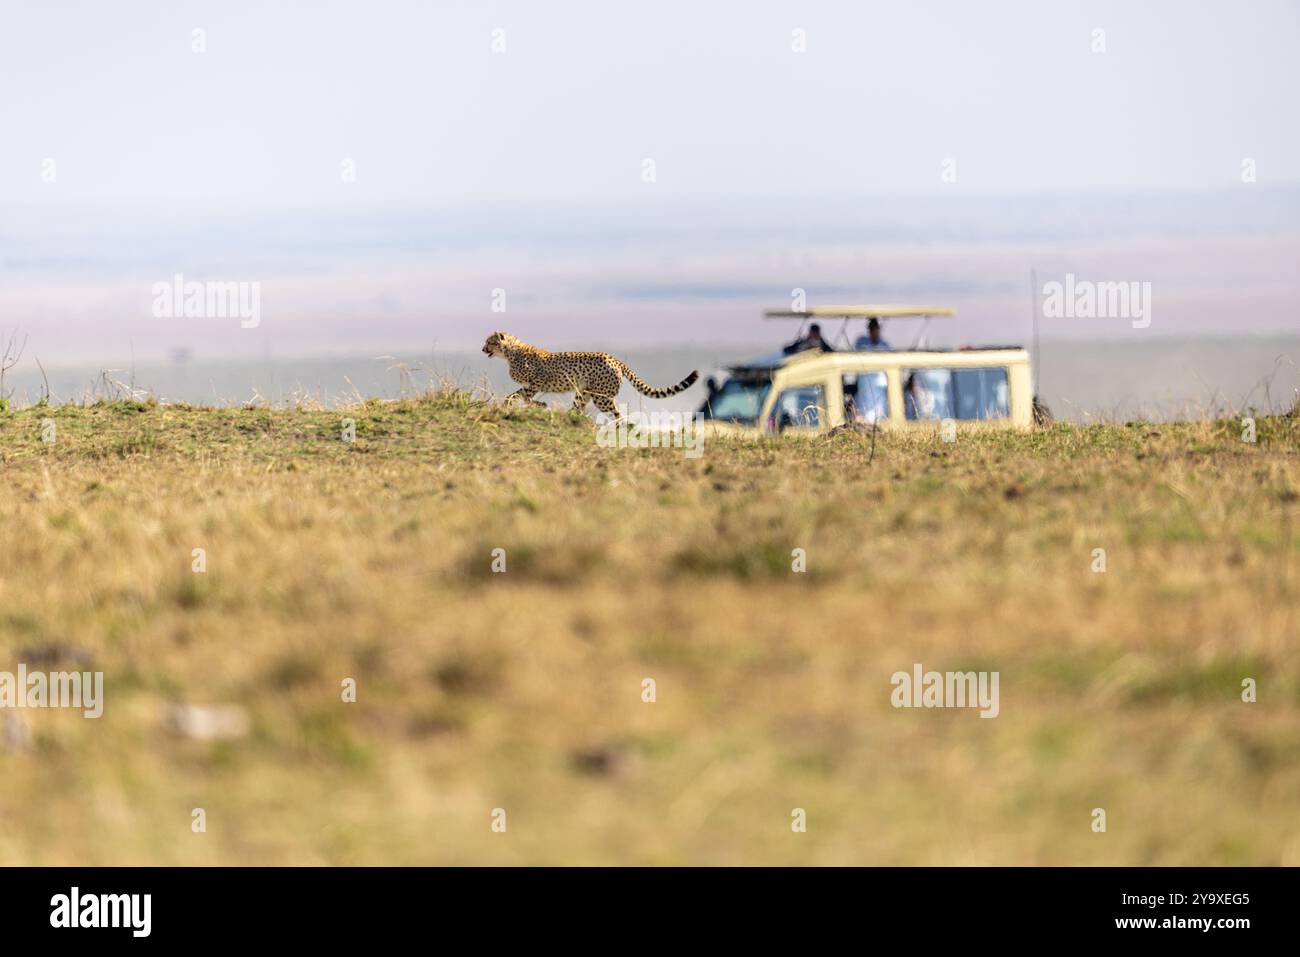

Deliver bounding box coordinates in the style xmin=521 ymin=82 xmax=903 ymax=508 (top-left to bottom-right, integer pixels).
xmin=14 ymin=328 xmax=1300 ymax=374
xmin=3 ymin=186 xmax=1297 ymax=364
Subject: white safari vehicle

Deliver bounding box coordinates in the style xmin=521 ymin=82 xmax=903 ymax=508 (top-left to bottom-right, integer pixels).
xmin=699 ymin=305 xmax=1038 ymax=436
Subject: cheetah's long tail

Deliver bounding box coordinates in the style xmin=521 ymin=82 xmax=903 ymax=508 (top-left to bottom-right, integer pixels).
xmin=614 ymin=361 xmax=699 ymax=398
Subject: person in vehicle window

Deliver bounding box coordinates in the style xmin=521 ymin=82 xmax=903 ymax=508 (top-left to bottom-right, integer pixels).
xmin=783 ymin=323 xmax=835 ymax=355
xmin=854 ymin=317 xmax=891 ymax=351
xmin=854 ymin=372 xmax=888 ymax=423
xmin=904 ymin=372 xmax=936 ymax=420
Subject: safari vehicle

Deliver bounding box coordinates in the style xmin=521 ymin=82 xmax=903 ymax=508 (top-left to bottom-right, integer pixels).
xmin=700 ymin=305 xmax=1037 ymax=436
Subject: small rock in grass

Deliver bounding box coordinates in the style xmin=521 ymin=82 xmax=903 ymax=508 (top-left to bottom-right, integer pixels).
xmin=166 ymin=704 xmax=251 ymax=741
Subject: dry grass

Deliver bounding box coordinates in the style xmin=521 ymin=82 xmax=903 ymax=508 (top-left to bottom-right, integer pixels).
xmin=0 ymin=394 xmax=1296 ymax=865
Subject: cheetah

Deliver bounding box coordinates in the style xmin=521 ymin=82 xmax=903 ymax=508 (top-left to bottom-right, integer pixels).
xmin=482 ymin=332 xmax=699 ymax=417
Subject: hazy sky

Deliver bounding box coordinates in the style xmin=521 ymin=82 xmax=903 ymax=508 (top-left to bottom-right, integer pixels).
xmin=3 ymin=0 xmax=1298 ymax=210
xmin=1 ymin=1 xmax=1297 ymax=364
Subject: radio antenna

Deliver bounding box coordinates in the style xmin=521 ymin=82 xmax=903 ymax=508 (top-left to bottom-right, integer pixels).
xmin=1030 ymin=267 xmax=1041 ymax=395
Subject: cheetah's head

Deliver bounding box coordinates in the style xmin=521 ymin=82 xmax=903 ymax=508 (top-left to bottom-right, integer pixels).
xmin=482 ymin=331 xmax=516 ymax=358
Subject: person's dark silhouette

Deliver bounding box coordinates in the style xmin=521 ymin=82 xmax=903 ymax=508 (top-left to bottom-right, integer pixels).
xmin=783 ymin=323 xmax=835 ymax=355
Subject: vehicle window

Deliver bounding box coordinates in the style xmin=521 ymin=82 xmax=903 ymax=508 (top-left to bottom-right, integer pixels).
xmin=903 ymin=367 xmax=1009 ymax=421
xmin=902 ymin=369 xmax=952 ymax=420
xmin=771 ymin=385 xmax=825 ymax=431
xmin=849 ymin=371 xmax=889 ymax=423
xmin=704 ymin=378 xmax=771 ymax=423
xmin=952 ymin=367 xmax=1009 ymax=419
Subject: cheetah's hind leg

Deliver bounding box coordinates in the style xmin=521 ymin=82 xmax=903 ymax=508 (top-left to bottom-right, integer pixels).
xmin=570 ymin=391 xmax=590 ymax=415
xmin=591 ymin=395 xmax=622 ymax=422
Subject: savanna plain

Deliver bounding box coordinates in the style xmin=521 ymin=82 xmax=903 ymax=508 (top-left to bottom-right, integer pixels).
xmin=0 ymin=394 xmax=1296 ymax=865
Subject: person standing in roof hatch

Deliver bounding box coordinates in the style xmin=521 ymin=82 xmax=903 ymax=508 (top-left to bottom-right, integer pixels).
xmin=854 ymin=317 xmax=892 ymax=351
xmin=783 ymin=323 xmax=835 ymax=355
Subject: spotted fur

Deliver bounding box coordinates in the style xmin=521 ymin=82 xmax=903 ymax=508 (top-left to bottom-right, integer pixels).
xmin=483 ymin=332 xmax=699 ymax=416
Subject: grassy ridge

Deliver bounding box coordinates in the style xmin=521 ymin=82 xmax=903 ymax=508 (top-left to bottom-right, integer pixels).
xmin=0 ymin=396 xmax=1297 ymax=864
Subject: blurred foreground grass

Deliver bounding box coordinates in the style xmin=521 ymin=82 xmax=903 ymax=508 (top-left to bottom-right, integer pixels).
xmin=0 ymin=396 xmax=1296 ymax=864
